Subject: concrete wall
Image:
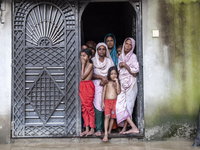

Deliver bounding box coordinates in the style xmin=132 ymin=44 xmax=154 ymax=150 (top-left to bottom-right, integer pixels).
xmin=0 ymin=0 xmax=200 ymax=143
xmin=143 ymin=0 xmax=200 ymax=140
xmin=0 ymin=0 xmax=12 ymax=144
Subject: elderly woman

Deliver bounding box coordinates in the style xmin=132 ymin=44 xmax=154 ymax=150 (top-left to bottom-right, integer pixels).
xmin=92 ymin=42 xmax=114 ymax=136
xmin=116 ymin=37 xmax=139 ymax=134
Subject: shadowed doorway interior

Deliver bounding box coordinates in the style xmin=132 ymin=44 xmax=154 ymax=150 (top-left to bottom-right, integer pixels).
xmin=81 ymin=2 xmax=139 ymax=136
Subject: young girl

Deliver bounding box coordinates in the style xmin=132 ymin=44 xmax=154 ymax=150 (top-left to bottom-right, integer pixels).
xmin=79 ymin=48 xmax=96 ymax=137
xmin=102 ymin=66 xmax=121 ymax=142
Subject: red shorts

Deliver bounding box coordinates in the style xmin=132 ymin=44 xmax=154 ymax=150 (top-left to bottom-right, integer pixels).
xmin=104 ymin=99 xmax=117 ymax=118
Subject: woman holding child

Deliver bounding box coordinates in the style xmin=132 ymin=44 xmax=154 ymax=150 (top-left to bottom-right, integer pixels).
xmin=92 ymin=43 xmax=114 ymax=136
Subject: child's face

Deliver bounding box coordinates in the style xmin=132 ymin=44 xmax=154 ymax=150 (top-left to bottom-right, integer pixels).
xmin=110 ymin=70 xmax=118 ymax=81
xmin=117 ymin=47 xmax=122 ymax=56
xmin=106 ymin=37 xmax=115 ymax=49
xmin=97 ymin=46 xmax=106 ymax=57
xmin=80 ymin=52 xmax=90 ymax=62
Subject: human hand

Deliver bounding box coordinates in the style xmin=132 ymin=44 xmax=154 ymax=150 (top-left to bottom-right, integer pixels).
xmin=101 ymin=76 xmax=108 ymax=85
xmin=102 ymin=102 xmax=105 ymax=110
xmin=113 ymin=78 xmax=119 ymax=84
xmin=100 ymin=81 xmax=104 ymax=86
xmin=132 ymin=73 xmax=137 ymax=77
xmin=119 ymin=62 xmax=125 ymax=68
xmin=80 ymin=57 xmax=86 ymax=65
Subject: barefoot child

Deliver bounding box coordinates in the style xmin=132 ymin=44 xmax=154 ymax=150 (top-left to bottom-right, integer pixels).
xmin=102 ymin=66 xmax=121 ymax=142
xmin=79 ymin=49 xmax=96 ymax=137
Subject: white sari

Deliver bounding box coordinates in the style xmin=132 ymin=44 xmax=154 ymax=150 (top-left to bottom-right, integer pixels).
xmin=92 ymin=43 xmax=114 ymax=111
xmin=116 ymin=38 xmax=139 ymax=127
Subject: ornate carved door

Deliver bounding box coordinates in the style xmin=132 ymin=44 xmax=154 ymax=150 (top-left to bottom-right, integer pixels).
xmin=12 ymin=0 xmax=80 ymax=137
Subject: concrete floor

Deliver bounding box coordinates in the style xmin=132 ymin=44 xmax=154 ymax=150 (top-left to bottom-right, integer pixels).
xmin=0 ymin=138 xmax=199 ymax=150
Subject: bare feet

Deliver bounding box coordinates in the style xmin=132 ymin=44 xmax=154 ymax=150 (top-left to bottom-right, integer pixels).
xmin=80 ymin=130 xmax=88 ymax=137
xmin=86 ymin=129 xmax=95 ymax=137
xmin=95 ymin=131 xmax=102 ymax=136
xmin=103 ymin=134 xmax=108 ymax=142
xmin=119 ymin=128 xmax=126 ymax=134
xmin=123 ymin=128 xmax=139 ymax=134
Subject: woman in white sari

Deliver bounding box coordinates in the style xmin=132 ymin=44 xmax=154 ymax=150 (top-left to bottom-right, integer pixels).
xmin=92 ymin=43 xmax=114 ymax=136
xmin=116 ymin=37 xmax=139 ymax=134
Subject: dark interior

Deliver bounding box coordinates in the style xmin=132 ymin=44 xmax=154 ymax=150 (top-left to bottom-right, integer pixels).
xmin=82 ymin=2 xmax=136 ymax=46
xmin=81 ymin=2 xmax=138 ymax=134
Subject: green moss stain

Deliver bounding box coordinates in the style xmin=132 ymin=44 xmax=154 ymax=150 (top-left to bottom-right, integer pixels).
xmin=146 ymin=0 xmax=200 ymax=130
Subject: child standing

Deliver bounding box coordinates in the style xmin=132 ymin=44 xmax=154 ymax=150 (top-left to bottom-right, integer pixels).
xmin=102 ymin=66 xmax=121 ymax=142
xmin=79 ymin=49 xmax=96 ymax=137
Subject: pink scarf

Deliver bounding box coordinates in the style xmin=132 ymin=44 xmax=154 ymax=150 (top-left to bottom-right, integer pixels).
xmin=116 ymin=38 xmax=139 ymax=126
xmin=118 ymin=38 xmax=137 ymax=91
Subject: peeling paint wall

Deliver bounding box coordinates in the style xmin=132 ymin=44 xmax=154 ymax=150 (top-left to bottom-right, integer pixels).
xmin=143 ymin=0 xmax=200 ymax=140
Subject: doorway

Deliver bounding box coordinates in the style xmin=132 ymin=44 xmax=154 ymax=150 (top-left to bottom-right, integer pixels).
xmin=82 ymin=2 xmax=136 ymax=49
xmin=81 ymin=1 xmax=143 ymax=138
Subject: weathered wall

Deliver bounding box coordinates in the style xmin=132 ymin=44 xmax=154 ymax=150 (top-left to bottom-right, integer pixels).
xmin=0 ymin=0 xmax=200 ymax=143
xmin=143 ymin=0 xmax=200 ymax=140
xmin=0 ymin=0 xmax=12 ymax=144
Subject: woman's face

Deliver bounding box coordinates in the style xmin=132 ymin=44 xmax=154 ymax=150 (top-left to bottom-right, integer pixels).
xmin=106 ymin=36 xmax=115 ymax=50
xmin=124 ymin=39 xmax=132 ymax=55
xmin=97 ymin=45 xmax=106 ymax=57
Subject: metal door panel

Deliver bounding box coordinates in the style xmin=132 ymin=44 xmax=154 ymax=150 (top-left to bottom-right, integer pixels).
xmin=12 ymin=0 xmax=78 ymax=137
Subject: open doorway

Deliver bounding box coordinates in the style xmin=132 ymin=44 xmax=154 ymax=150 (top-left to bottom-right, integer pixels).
xmin=82 ymin=2 xmax=136 ymax=51
xmin=81 ymin=1 xmax=143 ymax=138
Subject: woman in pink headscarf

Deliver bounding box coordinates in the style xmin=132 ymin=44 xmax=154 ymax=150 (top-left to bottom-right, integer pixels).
xmin=92 ymin=43 xmax=114 ymax=136
xmin=116 ymin=37 xmax=139 ymax=134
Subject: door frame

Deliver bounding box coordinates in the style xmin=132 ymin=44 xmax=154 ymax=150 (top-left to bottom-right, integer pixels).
xmin=78 ymin=0 xmax=144 ymax=138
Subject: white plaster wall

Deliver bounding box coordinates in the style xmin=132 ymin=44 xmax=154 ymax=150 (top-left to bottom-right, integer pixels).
xmin=142 ymin=0 xmax=172 ymax=138
xmin=0 ymin=0 xmax=12 ymax=144
xmin=142 ymin=0 xmax=198 ymax=140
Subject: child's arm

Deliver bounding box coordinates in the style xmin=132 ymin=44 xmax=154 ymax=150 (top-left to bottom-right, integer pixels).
xmin=101 ymin=84 xmax=107 ymax=110
xmin=81 ymin=59 xmax=93 ymax=80
xmin=114 ymin=78 xmax=121 ymax=95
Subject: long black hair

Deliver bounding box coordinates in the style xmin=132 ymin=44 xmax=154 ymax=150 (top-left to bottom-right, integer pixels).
xmin=107 ymin=66 xmax=119 ymax=81
xmin=80 ymin=48 xmax=93 ymax=63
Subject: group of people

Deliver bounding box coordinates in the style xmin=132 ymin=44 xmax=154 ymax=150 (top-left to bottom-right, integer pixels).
xmin=79 ymin=34 xmax=139 ymax=142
